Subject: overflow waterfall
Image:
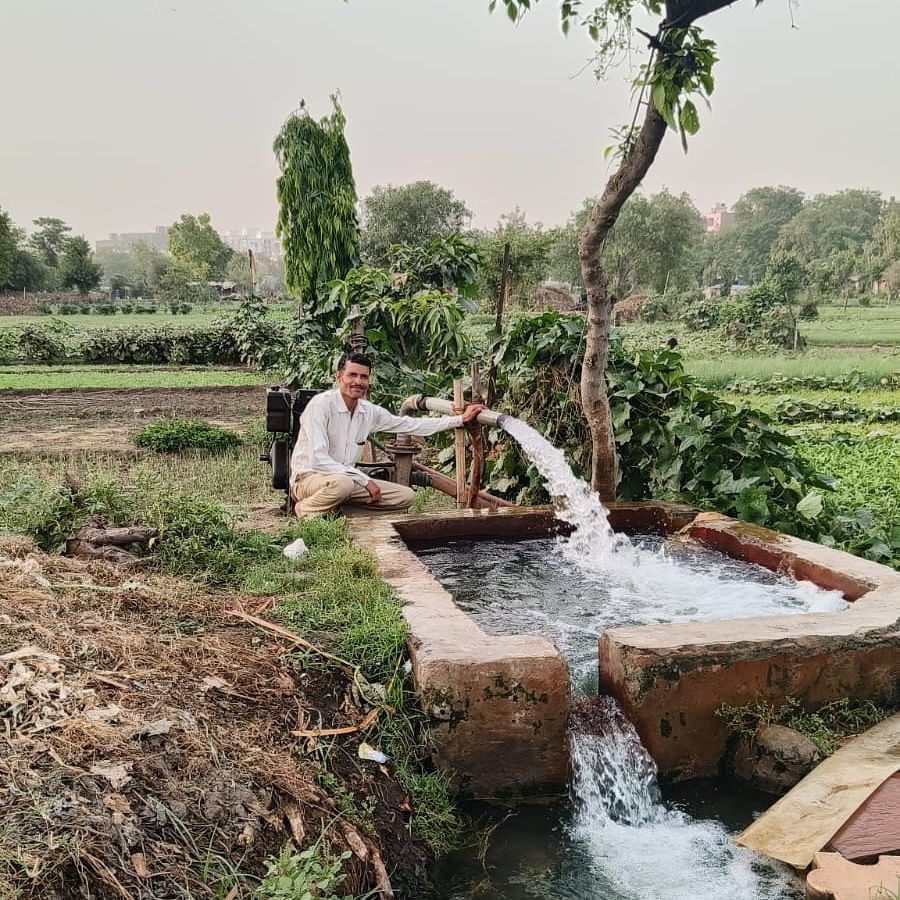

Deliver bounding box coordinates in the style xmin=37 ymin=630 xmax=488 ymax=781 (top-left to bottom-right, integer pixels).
xmin=499 ymin=417 xmax=802 ymax=899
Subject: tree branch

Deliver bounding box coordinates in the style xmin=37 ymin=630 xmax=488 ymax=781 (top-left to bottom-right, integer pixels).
xmin=665 ymin=0 xmax=740 ymax=27
xmin=578 ymin=103 xmax=668 ymax=267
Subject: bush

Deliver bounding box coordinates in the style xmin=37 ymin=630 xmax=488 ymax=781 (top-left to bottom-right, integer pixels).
xmin=16 ymin=323 xmax=69 ymax=362
xmin=0 ymin=475 xmax=130 ymax=552
xmin=637 ymin=293 xmax=674 ymax=323
xmin=0 ymin=331 xmax=15 ymax=364
xmin=133 ymin=418 xmax=242 ymax=454
xmin=798 ymin=299 xmax=819 ymax=320
xmin=857 ymin=294 xmax=872 ymax=307
xmin=677 ymin=293 xmax=718 ymax=330
xmin=484 ymin=311 xmax=831 ymax=533
xmin=79 ymin=324 xmax=242 ymax=364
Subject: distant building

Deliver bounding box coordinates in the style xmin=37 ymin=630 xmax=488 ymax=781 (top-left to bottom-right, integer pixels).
xmin=224 ymin=228 xmax=282 ymax=260
xmin=705 ymin=203 xmax=735 ymax=234
xmin=95 ymin=226 xmax=169 ymax=254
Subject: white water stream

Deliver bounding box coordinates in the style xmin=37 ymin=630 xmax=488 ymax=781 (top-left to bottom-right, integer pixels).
xmin=496 ymin=416 xmax=833 ymax=899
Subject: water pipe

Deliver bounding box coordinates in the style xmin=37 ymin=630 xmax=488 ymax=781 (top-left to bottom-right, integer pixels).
xmin=398 ymin=394 xmax=509 ymax=428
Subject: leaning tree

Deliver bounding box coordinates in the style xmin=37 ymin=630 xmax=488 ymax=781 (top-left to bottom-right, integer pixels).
xmin=274 ymin=95 xmax=360 ymax=313
xmin=491 ymin=0 xmax=771 ymax=498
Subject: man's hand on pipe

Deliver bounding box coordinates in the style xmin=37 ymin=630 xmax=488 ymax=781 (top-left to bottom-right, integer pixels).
xmin=462 ymin=404 xmax=487 ymax=425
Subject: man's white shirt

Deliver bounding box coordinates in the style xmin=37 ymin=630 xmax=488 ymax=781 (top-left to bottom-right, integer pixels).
xmin=290 ymin=389 xmax=463 ymax=487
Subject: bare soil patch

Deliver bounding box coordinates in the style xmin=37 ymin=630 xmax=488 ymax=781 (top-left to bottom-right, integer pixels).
xmin=0 ymin=387 xmax=262 ymax=454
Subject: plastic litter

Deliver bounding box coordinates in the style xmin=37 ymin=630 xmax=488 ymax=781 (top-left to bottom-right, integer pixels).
xmin=402 ymin=660 xmax=413 ymax=676
xmin=357 ymin=742 xmax=389 ymax=764
xmin=282 ymin=538 xmax=308 ymax=560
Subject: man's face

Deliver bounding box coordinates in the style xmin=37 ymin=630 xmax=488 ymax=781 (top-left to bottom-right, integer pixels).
xmin=336 ymin=361 xmax=371 ymax=402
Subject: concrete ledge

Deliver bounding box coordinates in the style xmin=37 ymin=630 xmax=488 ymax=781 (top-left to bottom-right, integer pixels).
xmin=600 ymin=515 xmax=900 ymax=780
xmin=349 ymin=508 xmax=574 ymax=797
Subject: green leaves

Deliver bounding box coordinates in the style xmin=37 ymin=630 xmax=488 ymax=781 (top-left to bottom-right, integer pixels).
xmin=679 ymin=99 xmax=699 ymax=136
xmin=645 ymin=25 xmax=718 ymax=148
xmin=796 ymin=491 xmax=824 ymax=519
xmin=274 ymin=95 xmax=360 ymax=308
xmin=483 ymin=310 xmax=835 ymax=533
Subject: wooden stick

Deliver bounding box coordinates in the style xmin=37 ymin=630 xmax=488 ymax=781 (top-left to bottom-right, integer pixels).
xmin=453 ymin=379 xmax=467 ymax=509
xmin=228 ymin=609 xmax=355 ymax=678
xmin=291 ymin=707 xmax=380 ymax=738
xmin=486 ymin=241 xmax=510 ymax=408
xmin=466 ymin=362 xmax=486 ymax=509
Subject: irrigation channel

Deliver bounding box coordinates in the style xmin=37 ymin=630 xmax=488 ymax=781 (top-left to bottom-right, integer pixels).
xmin=421 ymin=418 xmax=847 ymax=900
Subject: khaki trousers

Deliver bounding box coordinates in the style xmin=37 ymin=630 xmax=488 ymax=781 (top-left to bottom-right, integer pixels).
xmin=291 ymin=472 xmax=415 ymax=518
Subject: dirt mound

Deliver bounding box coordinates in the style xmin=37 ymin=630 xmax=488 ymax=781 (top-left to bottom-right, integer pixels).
xmin=612 ymin=293 xmax=648 ymax=323
xmin=0 ymin=541 xmax=423 ymax=898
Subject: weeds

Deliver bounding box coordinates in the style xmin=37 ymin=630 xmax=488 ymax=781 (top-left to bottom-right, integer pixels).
xmin=134 ymin=418 xmax=243 ymax=454
xmin=263 ymin=518 xmax=460 ymax=854
xmin=717 ymin=697 xmax=890 ymax=756
xmin=256 ymin=838 xmax=352 ymax=900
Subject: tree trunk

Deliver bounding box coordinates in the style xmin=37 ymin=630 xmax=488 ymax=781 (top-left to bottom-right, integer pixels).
xmin=578 ymin=104 xmax=668 ymax=499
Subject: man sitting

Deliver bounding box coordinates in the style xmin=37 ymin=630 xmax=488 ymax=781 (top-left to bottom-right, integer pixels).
xmin=290 ymin=352 xmax=484 ymax=517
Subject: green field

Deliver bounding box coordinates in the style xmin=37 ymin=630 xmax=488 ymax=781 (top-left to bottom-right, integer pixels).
xmin=0 ymin=302 xmax=296 ymax=331
xmin=724 ymin=387 xmax=900 ymax=416
xmin=683 ymin=348 xmax=900 ymax=386
xmin=796 ymin=426 xmax=900 ymax=526
xmin=802 ymin=305 xmax=900 ymax=347
xmin=0 ymin=365 xmax=267 ymax=390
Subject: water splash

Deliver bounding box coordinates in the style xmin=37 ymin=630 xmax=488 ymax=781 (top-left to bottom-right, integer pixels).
xmin=500 ymin=416 xmax=846 ymax=616
xmin=496 ymin=416 xmax=813 ymax=899
xmin=569 ymin=698 xmax=799 ymax=900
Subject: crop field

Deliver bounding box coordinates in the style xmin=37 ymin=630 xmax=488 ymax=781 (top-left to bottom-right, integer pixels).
xmin=683 ymin=347 xmax=900 ymax=386
xmin=0 ymin=301 xmax=296 ymax=331
xmin=0 ymin=365 xmax=267 ymax=389
xmin=1 ymin=300 xmax=897 ymax=571
xmin=802 ymin=305 xmax=900 ymax=347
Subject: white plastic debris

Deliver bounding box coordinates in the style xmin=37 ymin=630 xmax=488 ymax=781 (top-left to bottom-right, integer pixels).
xmin=282 ymin=538 xmax=308 ymax=560
xmin=357 ymin=742 xmax=389 ymax=764
xmin=402 ymin=660 xmax=413 ymax=676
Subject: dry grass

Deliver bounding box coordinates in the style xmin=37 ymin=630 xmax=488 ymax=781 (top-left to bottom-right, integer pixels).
xmin=0 ymin=541 xmax=420 ymax=899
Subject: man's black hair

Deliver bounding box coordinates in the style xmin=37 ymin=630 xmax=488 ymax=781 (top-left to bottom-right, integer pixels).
xmin=337 ymin=351 xmax=372 ymax=372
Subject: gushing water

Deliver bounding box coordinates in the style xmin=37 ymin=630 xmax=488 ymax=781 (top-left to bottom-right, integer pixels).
xmin=500 ymin=416 xmax=846 ymax=617
xmin=495 ymin=417 xmax=809 ymax=899
xmin=569 ymin=699 xmax=797 ymax=900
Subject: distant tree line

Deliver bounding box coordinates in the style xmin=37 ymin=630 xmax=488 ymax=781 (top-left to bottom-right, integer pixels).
xmin=355 ymin=181 xmax=900 ymax=307
xmin=0 ymin=213 xmax=102 ymax=294
xmin=0 ymin=208 xmax=284 ymax=300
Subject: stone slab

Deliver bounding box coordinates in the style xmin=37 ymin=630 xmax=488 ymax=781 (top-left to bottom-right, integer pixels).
xmin=830 ymin=772 xmax=900 ymax=861
xmin=736 ymin=713 xmax=900 ymax=869
xmin=806 ymin=852 xmax=900 ymax=900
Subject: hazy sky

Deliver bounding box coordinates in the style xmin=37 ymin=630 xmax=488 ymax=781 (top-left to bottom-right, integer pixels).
xmin=2 ymin=0 xmax=898 ymax=243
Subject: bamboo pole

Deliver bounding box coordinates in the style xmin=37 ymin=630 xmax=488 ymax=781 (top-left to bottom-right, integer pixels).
xmin=453 ymin=379 xmax=467 ymax=509
xmin=486 ymin=242 xmax=510 ymax=409
xmin=466 ymin=362 xmax=486 ymax=509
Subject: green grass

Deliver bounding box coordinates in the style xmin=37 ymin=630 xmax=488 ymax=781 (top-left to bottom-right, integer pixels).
xmin=725 ymin=388 xmax=900 ymax=415
xmin=803 ymin=305 xmax=900 ymax=347
xmin=717 ymin=696 xmax=891 ymax=757
xmin=0 ymin=446 xmax=272 ymax=518
xmin=0 ymin=365 xmax=266 ymax=389
xmin=796 ymin=427 xmax=900 ymax=524
xmin=684 ymin=348 xmax=900 ymax=387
